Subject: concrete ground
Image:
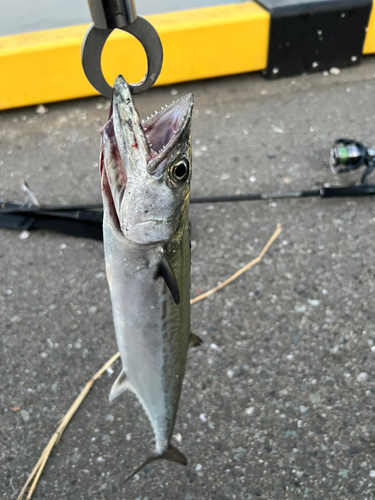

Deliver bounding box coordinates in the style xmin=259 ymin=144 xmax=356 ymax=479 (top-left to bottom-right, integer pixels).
xmin=1 ymin=59 xmax=375 ymax=500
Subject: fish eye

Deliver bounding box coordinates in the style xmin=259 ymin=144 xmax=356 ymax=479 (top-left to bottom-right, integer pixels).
xmin=170 ymin=159 xmax=190 ymax=183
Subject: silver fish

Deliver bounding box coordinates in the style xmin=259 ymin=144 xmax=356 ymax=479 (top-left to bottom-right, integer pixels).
xmin=99 ymin=76 xmax=199 ymax=480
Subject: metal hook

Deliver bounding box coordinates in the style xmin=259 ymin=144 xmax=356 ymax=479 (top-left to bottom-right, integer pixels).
xmin=81 ymin=1 xmax=163 ymax=98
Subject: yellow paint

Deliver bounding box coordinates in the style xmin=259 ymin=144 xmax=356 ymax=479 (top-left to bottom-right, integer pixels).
xmin=0 ymin=2 xmax=269 ymax=110
xmin=363 ymin=0 xmax=375 ymax=54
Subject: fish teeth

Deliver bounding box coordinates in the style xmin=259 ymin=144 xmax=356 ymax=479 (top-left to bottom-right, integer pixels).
xmin=143 ymin=99 xmax=179 ymax=124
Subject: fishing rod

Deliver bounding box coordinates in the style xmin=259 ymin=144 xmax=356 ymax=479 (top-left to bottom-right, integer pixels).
xmin=2 ymin=182 xmax=374 ymax=214
xmin=1 ymin=139 xmax=374 ymax=240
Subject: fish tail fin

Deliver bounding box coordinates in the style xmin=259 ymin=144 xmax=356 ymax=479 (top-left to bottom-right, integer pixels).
xmin=122 ymin=445 xmax=187 ymax=485
xmin=159 ymin=444 xmax=188 ymax=465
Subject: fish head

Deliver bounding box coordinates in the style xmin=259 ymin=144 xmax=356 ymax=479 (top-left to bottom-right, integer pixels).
xmin=100 ymin=75 xmax=193 ymax=245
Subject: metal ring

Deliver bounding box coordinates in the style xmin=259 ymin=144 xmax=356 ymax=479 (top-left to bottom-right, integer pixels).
xmin=81 ymin=16 xmax=163 ymax=98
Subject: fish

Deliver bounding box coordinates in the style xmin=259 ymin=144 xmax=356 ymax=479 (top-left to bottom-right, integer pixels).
xmin=99 ymin=75 xmax=200 ymax=482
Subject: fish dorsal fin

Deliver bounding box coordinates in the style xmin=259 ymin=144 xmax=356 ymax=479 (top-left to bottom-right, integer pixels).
xmin=122 ymin=444 xmax=187 ymax=484
xmin=155 ymin=256 xmax=180 ymax=305
xmin=189 ymin=333 xmax=203 ymax=348
xmin=109 ymin=369 xmax=131 ymax=402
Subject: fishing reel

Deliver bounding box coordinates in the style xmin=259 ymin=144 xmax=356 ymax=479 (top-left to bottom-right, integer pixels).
xmin=329 ymin=138 xmax=375 ymax=185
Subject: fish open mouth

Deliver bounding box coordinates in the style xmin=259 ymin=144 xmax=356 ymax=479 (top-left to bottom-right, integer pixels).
xmin=140 ymin=94 xmax=194 ymax=169
xmin=110 ymin=75 xmax=193 ymax=170
xmin=100 ymin=75 xmax=193 ymax=235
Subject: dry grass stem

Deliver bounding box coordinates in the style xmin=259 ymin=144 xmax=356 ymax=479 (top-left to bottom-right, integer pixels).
xmin=17 ymin=224 xmax=281 ymax=500
xmin=190 ymin=223 xmax=282 ymax=304
xmin=17 ymin=352 xmax=120 ymax=500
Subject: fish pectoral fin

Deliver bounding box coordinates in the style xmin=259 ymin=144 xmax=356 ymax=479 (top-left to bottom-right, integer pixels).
xmin=122 ymin=445 xmax=187 ymax=484
xmin=109 ymin=369 xmax=132 ymax=402
xmin=154 ymin=256 xmax=180 ymax=305
xmin=189 ymin=333 xmax=203 ymax=348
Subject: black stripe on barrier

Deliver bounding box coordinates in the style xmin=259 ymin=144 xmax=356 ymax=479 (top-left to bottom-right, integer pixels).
xmin=256 ymin=0 xmax=373 ymax=78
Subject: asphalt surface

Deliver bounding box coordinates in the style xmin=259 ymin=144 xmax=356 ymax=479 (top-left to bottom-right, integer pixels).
xmin=1 ymin=59 xmax=375 ymax=500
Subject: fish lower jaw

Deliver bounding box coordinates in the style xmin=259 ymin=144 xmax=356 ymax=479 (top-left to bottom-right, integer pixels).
xmin=121 ymin=221 xmax=172 ymax=245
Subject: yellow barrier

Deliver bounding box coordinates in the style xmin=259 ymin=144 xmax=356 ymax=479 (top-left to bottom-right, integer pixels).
xmin=363 ymin=0 xmax=375 ymax=54
xmin=0 ymin=2 xmax=270 ymax=110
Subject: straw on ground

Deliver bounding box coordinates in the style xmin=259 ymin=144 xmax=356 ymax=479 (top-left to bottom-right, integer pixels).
xmin=17 ymin=223 xmax=282 ymax=500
